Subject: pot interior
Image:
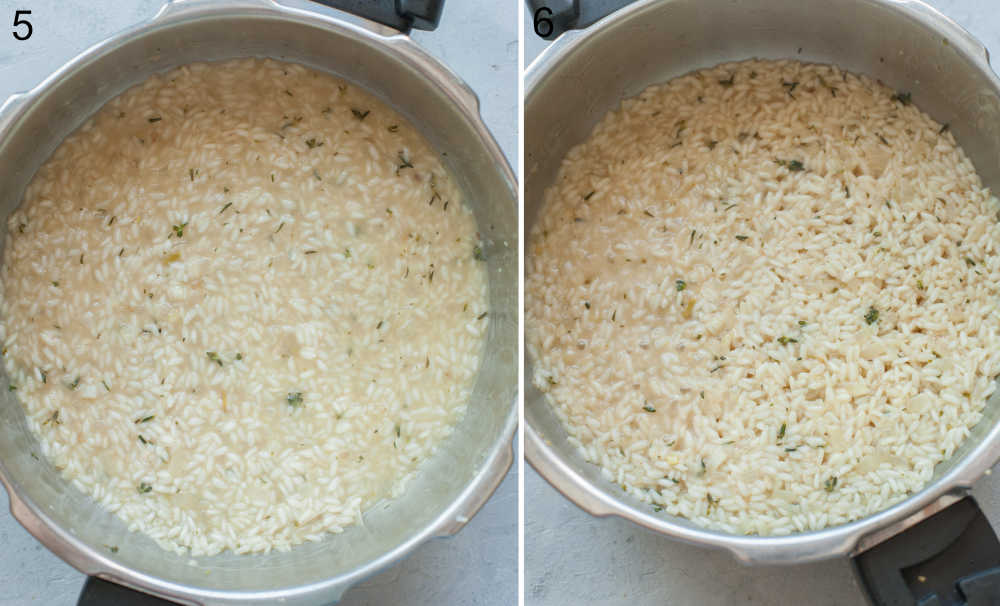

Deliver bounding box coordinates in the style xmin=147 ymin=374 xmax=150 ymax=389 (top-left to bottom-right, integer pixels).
xmin=525 ymin=0 xmax=1000 ymax=556
xmin=0 ymin=3 xmax=515 ymax=602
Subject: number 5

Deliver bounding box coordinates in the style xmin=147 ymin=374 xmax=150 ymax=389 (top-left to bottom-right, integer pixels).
xmin=12 ymin=10 xmax=32 ymax=41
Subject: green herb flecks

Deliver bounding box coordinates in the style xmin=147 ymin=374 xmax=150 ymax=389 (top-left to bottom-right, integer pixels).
xmin=583 ymin=190 xmax=596 ymax=201
xmin=43 ymin=410 xmax=61 ymax=426
xmin=396 ymin=152 xmax=414 ymax=175
xmin=7 ymin=384 xmax=15 ymax=392
xmin=864 ymin=306 xmax=880 ymax=325
xmin=777 ymin=422 xmax=786 ymax=440
xmin=287 ymin=392 xmax=304 ymax=408
xmin=206 ymin=351 xmax=223 ymax=367
xmin=718 ymin=74 xmax=735 ymax=87
xmin=676 ymin=279 xmax=686 ymax=292
xmin=824 ymin=476 xmax=838 ymax=492
xmin=219 ymin=202 xmax=233 ymax=215
xmin=68 ymin=376 xmax=80 ymax=390
xmin=798 ymin=320 xmax=807 ymax=326
xmin=102 ymin=380 xmax=110 ymax=392
xmin=776 ymin=159 xmax=805 ymax=172
xmin=351 ymin=108 xmax=370 ymax=121
xmin=137 ymin=482 xmax=153 ymax=494
xmin=891 ymin=91 xmax=912 ymax=106
xmin=965 ymin=257 xmax=976 ymax=267
xmin=477 ymin=312 xmax=488 ymax=321
xmin=643 ymin=404 xmax=656 ymax=413
xmin=387 ymin=124 xmax=399 ymax=133
xmin=735 ymin=235 xmax=749 ymax=241
xmin=777 ymin=336 xmax=798 ymax=345
xmin=172 ymin=222 xmax=188 ymax=238
xmin=148 ymin=116 xmax=161 ymax=123
xmin=782 ymin=80 xmax=799 ymax=97
xmin=138 ymin=434 xmax=148 ymax=445
xmin=135 ymin=415 xmax=155 ymax=424
xmin=305 ymin=138 xmax=323 ymax=149
xmin=473 ymin=245 xmax=485 ymax=261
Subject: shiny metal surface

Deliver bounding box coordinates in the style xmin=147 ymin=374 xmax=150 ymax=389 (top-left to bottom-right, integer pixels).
xmin=525 ymin=0 xmax=1000 ymax=564
xmin=0 ymin=1 xmax=517 ymax=604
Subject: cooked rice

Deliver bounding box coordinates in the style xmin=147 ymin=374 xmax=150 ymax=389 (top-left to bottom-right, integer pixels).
xmin=1 ymin=58 xmax=488 ymax=555
xmin=526 ymin=59 xmax=1000 ymax=535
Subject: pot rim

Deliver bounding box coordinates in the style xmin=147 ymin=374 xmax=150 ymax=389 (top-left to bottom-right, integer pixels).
xmin=0 ymin=0 xmax=517 ymax=603
xmin=524 ymin=0 xmax=1000 ymax=565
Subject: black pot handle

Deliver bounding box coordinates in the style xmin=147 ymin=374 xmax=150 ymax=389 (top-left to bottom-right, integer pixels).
xmin=78 ymin=577 xmax=179 ymax=606
xmin=852 ymin=497 xmax=1000 ymax=605
xmin=526 ymin=0 xmax=634 ymax=40
xmin=310 ymin=0 xmax=445 ymax=32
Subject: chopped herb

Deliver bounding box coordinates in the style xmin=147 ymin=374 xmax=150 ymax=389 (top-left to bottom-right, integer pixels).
xmin=43 ymin=410 xmax=61 ymax=426
xmin=52 ymin=281 xmax=59 ymax=287
xmin=135 ymin=415 xmax=155 ymax=424
xmin=965 ymin=257 xmax=976 ymax=267
xmin=108 ymin=545 xmax=118 ymax=553
xmin=939 ymin=123 xmax=950 ymax=134
xmin=344 ymin=248 xmax=351 ymax=259
xmin=235 ymin=353 xmax=242 ymax=361
xmin=148 ymin=116 xmax=162 ymax=123
xmin=643 ymin=404 xmax=656 ymax=413
xmin=690 ymin=229 xmax=697 ymax=245
xmin=7 ymin=384 xmax=14 ymax=392
xmin=584 ymin=301 xmax=591 ymax=309
xmin=473 ymin=245 xmax=485 ymax=261
xmin=137 ymin=482 xmax=153 ymax=494
xmin=891 ymin=91 xmax=912 ymax=105
xmin=351 ymin=108 xmax=370 ymax=120
xmin=69 ymin=376 xmax=80 ymax=390
xmin=917 ymin=279 xmax=925 ymax=290
xmin=653 ymin=505 xmax=663 ymax=512
xmin=102 ymin=380 xmax=110 ymax=392
xmin=785 ymin=447 xmax=797 ymax=452
xmin=777 ymin=422 xmax=786 ymax=440
xmin=824 ymin=476 xmax=838 ymax=492
xmin=643 ymin=209 xmax=655 ymax=218
xmin=219 ymin=202 xmax=233 ymax=215
xmin=676 ymin=279 xmax=686 ymax=292
xmin=275 ymin=222 xmax=285 ymax=234
xmin=388 ymin=124 xmax=399 ymax=133
xmin=17 ymin=223 xmax=25 ymax=234
xmin=782 ymin=80 xmax=799 ymax=96
xmin=108 ymin=216 xmax=115 ymax=226
xmin=707 ymin=140 xmax=718 ymax=150
xmin=138 ymin=434 xmax=148 ymax=445
xmin=583 ymin=190 xmax=596 ymax=201
xmin=40 ymin=370 xmax=47 ymax=384
xmin=287 ymin=392 xmax=304 ymax=408
xmin=304 ymin=138 xmax=323 ymax=149
xmin=777 ymin=336 xmax=797 ymax=345
xmin=172 ymin=222 xmax=188 ymax=238
xmin=313 ymin=169 xmax=322 ymax=181
xmin=798 ymin=320 xmax=807 ymax=326
xmin=396 ymin=151 xmax=414 ymax=175
xmin=735 ymin=235 xmax=749 ymax=241
xmin=718 ymin=74 xmax=735 ymax=87
xmin=723 ymin=203 xmax=738 ymax=211
xmin=864 ymin=306 xmax=880 ymax=325
xmin=546 ymin=376 xmax=557 ymax=386
xmin=205 ymin=351 xmax=223 ymax=367
xmin=878 ymin=133 xmax=890 ymax=146
xmin=477 ymin=312 xmax=488 ymax=320
xmin=189 ymin=168 xmax=196 ymax=182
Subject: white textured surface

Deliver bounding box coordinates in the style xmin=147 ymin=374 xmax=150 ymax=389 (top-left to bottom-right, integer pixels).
xmin=0 ymin=1 xmax=517 ymax=604
xmin=524 ymin=1 xmax=1000 ymax=605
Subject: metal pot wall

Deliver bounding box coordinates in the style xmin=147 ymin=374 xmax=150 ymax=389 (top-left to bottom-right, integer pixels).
xmin=0 ymin=1 xmax=517 ymax=604
xmin=525 ymin=0 xmax=1000 ymax=599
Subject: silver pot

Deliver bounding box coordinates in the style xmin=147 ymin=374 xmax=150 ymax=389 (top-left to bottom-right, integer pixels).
xmin=525 ymin=0 xmax=1000 ymax=565
xmin=0 ymin=1 xmax=517 ymax=604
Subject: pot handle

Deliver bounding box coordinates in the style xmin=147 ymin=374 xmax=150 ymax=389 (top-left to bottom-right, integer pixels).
xmin=308 ymin=0 xmax=445 ymax=32
xmin=852 ymin=497 xmax=1000 ymax=605
xmin=78 ymin=577 xmax=180 ymax=606
xmin=526 ymin=0 xmax=633 ymax=39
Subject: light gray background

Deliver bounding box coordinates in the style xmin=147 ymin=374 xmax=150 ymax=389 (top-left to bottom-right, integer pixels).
xmin=524 ymin=1 xmax=1000 ymax=605
xmin=0 ymin=1 xmax=517 ymax=605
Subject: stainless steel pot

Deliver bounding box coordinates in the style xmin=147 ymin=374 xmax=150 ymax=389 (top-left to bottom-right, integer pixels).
xmin=525 ymin=0 xmax=1000 ymax=570
xmin=0 ymin=1 xmax=517 ymax=604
